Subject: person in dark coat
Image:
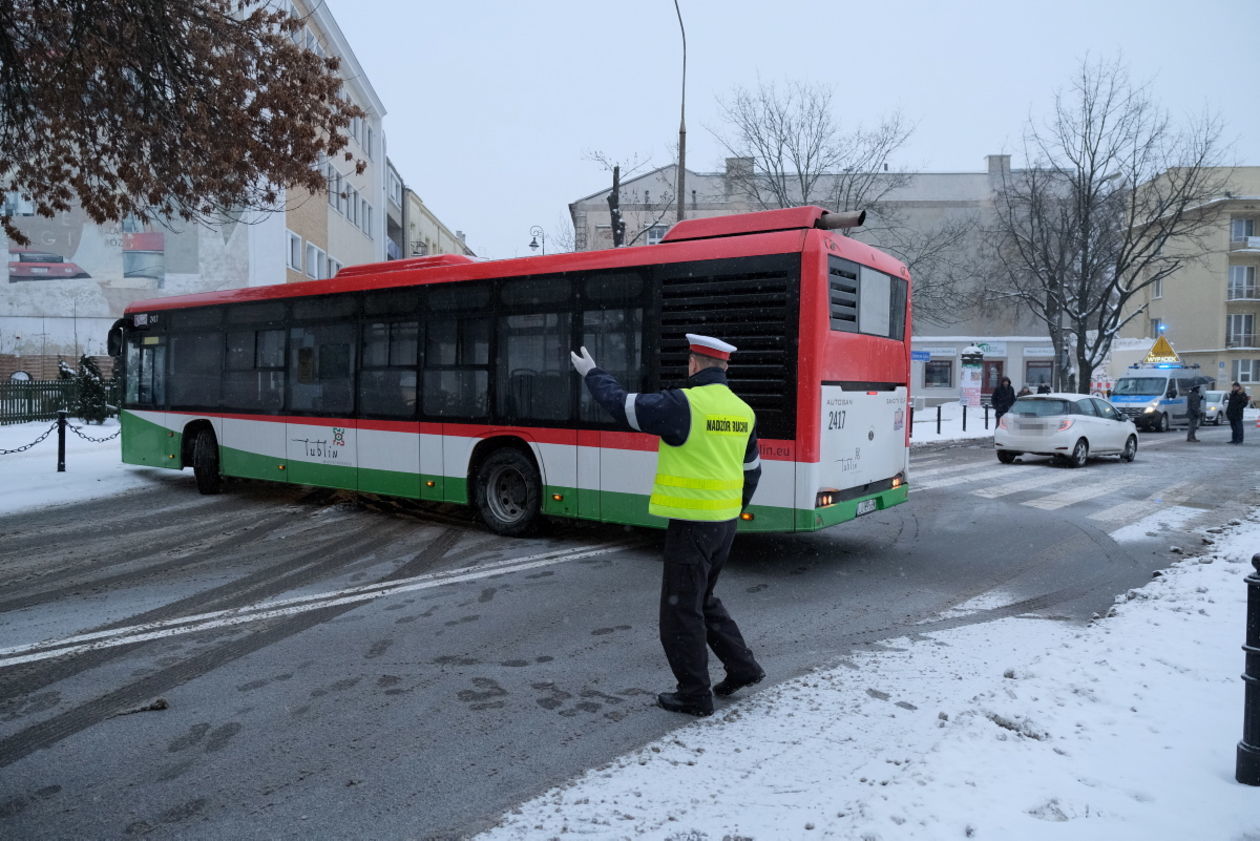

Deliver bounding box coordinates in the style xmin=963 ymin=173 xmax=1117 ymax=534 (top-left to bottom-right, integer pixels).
xmin=1186 ymin=384 xmax=1203 ymax=442
xmin=571 ymin=333 xmax=764 ymax=717
xmin=1226 ymin=381 xmax=1250 ymax=444
xmin=991 ymin=376 xmax=1016 ymax=424
xmin=1036 ymin=382 xmax=1052 ymax=394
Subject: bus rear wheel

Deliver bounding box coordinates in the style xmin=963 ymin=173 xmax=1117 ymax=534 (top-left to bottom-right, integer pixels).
xmin=192 ymin=429 xmax=222 ymax=495
xmin=474 ymin=449 xmax=541 ymax=537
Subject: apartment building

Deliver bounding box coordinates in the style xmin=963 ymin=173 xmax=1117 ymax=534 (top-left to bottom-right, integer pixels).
xmin=569 ymin=155 xmax=1050 ymax=404
xmin=1117 ymin=167 xmax=1260 ymax=386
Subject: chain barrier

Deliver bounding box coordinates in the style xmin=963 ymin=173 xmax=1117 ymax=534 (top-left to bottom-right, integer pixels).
xmin=67 ymin=421 xmax=122 ymax=443
xmin=0 ymin=420 xmax=60 ymax=455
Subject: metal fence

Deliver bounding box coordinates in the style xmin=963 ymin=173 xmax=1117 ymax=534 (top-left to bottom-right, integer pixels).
xmin=0 ymin=380 xmax=119 ymax=425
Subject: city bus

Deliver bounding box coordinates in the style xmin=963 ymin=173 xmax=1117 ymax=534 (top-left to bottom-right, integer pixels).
xmin=110 ymin=205 xmax=911 ymax=536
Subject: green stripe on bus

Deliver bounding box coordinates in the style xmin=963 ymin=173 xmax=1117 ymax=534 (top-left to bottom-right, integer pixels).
xmin=120 ymin=411 xmax=181 ymax=469
xmin=798 ymin=485 xmax=909 ymax=530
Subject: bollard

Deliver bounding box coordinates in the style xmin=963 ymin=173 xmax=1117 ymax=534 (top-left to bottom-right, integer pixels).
xmin=57 ymin=411 xmax=67 ymax=473
xmin=962 ymin=404 xmax=967 ymax=432
xmin=935 ymin=405 xmax=941 ymax=435
xmin=984 ymin=406 xmax=990 ymax=430
xmin=1238 ymin=553 xmax=1260 ymax=785
xmin=909 ymin=406 xmax=914 ymax=439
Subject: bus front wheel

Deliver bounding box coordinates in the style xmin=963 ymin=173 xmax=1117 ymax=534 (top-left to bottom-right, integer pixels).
xmin=474 ymin=449 xmax=541 ymax=537
xmin=192 ymin=429 xmax=222 ymax=495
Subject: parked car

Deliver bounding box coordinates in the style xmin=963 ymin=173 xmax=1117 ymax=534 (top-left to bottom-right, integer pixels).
xmin=1203 ymin=389 xmax=1226 ymax=425
xmin=8 ymin=248 xmax=91 ymax=281
xmin=994 ymin=393 xmax=1138 ymax=467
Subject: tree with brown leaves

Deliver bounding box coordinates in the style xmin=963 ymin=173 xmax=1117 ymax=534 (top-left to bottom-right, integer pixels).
xmin=0 ymin=0 xmax=364 ymax=245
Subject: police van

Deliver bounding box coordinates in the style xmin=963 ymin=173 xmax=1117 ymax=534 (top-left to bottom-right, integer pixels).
xmin=1108 ymin=363 xmax=1214 ymax=432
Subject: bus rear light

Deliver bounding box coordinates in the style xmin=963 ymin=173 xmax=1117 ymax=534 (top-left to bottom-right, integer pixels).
xmin=425 ymin=480 xmax=436 ymax=487
xmin=867 ymin=391 xmax=878 ymax=396
xmin=740 ymin=511 xmax=754 ymax=521
xmin=816 ymin=491 xmax=836 ymax=508
xmin=551 ymin=493 xmax=564 ymax=502
xmin=891 ymin=475 xmax=903 ymax=489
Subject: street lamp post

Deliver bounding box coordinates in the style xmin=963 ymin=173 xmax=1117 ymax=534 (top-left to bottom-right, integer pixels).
xmin=528 ymin=225 xmax=545 ymax=256
xmin=674 ymin=0 xmax=686 ymax=223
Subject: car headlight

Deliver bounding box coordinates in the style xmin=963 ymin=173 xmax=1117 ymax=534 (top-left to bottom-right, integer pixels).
xmin=1143 ymin=406 xmax=1156 ymax=413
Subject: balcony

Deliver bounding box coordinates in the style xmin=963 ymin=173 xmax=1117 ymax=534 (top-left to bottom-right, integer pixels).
xmin=1231 ymin=236 xmax=1260 ymax=253
xmin=1226 ymin=333 xmax=1260 ymax=349
xmin=1228 ymin=287 xmax=1260 ymax=302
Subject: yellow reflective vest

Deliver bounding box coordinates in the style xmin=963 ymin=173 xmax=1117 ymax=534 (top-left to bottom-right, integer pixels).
xmin=648 ymin=384 xmax=755 ymax=521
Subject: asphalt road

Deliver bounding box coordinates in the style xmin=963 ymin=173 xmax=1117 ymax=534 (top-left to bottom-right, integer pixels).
xmin=0 ymin=421 xmax=1256 ymax=840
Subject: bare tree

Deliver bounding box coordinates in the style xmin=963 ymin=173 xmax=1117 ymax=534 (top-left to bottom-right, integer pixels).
xmin=879 ymin=215 xmax=982 ymax=327
xmin=711 ymin=80 xmax=912 ymax=217
xmin=990 ymin=56 xmax=1227 ymax=392
xmin=0 ymin=0 xmax=363 ymax=245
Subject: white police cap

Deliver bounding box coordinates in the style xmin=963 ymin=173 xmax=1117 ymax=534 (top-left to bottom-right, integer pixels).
xmin=685 ymin=333 xmax=737 ymax=360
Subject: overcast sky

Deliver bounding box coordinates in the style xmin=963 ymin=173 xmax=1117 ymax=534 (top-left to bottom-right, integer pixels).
xmin=320 ymin=0 xmax=1258 ymax=261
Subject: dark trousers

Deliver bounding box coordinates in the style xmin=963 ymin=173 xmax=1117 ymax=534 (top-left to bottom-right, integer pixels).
xmin=1187 ymin=411 xmax=1200 ymax=440
xmin=1230 ymin=416 xmax=1245 ymax=443
xmin=659 ymin=519 xmax=760 ymax=700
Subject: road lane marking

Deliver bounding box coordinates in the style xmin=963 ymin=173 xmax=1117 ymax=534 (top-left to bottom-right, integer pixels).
xmin=1107 ymin=505 xmax=1204 ymax=542
xmin=914 ymin=465 xmax=1014 ymax=491
xmin=1022 ymin=482 xmax=1115 ymax=510
xmin=0 ymin=540 xmax=645 ymax=668
xmin=970 ymin=468 xmax=1079 ymax=499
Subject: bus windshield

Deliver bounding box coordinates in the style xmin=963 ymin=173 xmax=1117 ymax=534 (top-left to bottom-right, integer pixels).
xmin=1112 ymin=377 xmax=1166 ymax=396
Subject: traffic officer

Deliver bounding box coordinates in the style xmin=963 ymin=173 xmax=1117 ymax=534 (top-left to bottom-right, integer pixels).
xmin=571 ymin=333 xmax=765 ymax=717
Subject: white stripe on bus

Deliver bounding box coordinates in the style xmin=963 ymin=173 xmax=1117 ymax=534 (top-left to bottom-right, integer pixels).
xmin=0 ymin=540 xmax=646 ymax=669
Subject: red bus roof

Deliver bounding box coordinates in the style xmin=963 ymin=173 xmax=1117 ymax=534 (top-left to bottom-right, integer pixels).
xmin=124 ymin=207 xmax=906 ymax=314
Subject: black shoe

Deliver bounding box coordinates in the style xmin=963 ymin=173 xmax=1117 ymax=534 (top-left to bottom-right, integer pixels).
xmin=656 ymin=692 xmax=712 ymax=717
xmin=713 ymin=669 xmax=766 ymax=697
xmin=1187 ymin=438 xmax=1199 ymax=442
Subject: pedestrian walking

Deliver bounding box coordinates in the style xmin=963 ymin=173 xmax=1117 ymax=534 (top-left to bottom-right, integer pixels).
xmin=1016 ymin=385 xmax=1032 ymax=398
xmin=1186 ymin=384 xmax=1202 ymax=442
xmin=1036 ymin=382 xmax=1052 ymax=394
xmin=991 ymin=376 xmax=1016 ymax=424
xmin=1226 ymin=381 xmax=1250 ymax=444
xmin=571 ymin=334 xmax=765 ymax=717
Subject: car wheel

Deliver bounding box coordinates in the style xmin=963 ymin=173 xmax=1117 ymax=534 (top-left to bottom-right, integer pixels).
xmin=1215 ymin=415 xmax=1223 ymax=426
xmin=1120 ymin=435 xmax=1137 ymax=463
xmin=997 ymin=450 xmax=1018 ymax=464
xmin=473 ymin=448 xmax=542 ymax=537
xmin=1157 ymin=412 xmax=1170 ymax=433
xmin=1068 ymin=438 xmax=1089 ymax=468
xmin=192 ymin=429 xmax=222 ymax=495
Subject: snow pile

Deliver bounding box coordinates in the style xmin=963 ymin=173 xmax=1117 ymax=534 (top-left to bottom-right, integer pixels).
xmin=0 ymin=419 xmax=159 ymax=514
xmin=477 ymin=523 xmax=1260 ymax=841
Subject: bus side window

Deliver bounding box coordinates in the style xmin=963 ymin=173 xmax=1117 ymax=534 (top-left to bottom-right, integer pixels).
xmin=288 ymin=324 xmax=355 ymax=414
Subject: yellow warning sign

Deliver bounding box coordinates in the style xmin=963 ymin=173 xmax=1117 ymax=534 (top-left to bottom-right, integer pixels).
xmin=1143 ymin=336 xmax=1179 ymax=364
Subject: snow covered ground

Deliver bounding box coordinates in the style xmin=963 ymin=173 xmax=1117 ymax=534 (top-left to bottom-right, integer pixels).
xmin=2 ymin=417 xmax=1259 ymax=840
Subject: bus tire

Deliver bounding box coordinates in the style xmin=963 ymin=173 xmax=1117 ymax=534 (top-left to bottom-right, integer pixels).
xmin=192 ymin=429 xmax=223 ymax=495
xmin=474 ymin=448 xmax=541 ymax=537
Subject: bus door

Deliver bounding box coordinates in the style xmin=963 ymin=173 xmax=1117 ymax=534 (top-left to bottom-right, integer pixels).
xmin=121 ymin=334 xmax=172 ymax=467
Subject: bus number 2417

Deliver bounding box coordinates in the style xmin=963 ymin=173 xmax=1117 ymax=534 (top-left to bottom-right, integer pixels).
xmin=827 ymin=410 xmax=847 ymax=430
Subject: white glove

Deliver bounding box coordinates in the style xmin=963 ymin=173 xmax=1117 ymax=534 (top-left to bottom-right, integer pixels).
xmin=570 ymin=346 xmax=597 ymax=377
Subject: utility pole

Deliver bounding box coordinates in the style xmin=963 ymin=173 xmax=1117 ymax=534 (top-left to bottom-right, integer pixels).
xmin=674 ymin=0 xmax=686 ymax=223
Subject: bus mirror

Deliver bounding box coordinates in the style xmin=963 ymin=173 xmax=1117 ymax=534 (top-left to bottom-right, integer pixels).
xmin=816 ymin=210 xmax=866 ymax=230
xmin=107 ymin=318 xmax=127 ymax=357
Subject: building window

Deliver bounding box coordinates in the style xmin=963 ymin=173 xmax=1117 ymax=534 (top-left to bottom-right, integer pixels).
xmin=1231 ymin=359 xmax=1260 ymax=383
xmin=362 ymin=202 xmax=373 ymax=238
xmin=327 ymin=167 xmax=340 ymax=212
xmin=388 ymin=171 xmax=403 ymax=206
xmin=924 ymin=360 xmax=952 ymax=388
xmin=1152 ymin=276 xmax=1163 ymax=299
xmin=287 ymin=231 xmax=303 ymax=271
xmin=1228 ymin=313 xmax=1255 ymax=348
xmin=1150 ymin=318 xmax=1164 ymax=339
xmin=646 ymin=225 xmax=669 ymax=245
xmin=1233 ymin=218 xmax=1256 ymax=240
xmin=305 ymin=243 xmax=326 ymax=279
xmin=1229 ymin=265 xmax=1257 ymax=300
xmin=366 ymin=126 xmax=374 ymax=159
xmin=1025 ymin=360 xmax=1053 ymax=391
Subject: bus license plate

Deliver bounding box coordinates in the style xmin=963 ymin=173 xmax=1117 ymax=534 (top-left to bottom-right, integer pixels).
xmin=856 ymin=499 xmax=877 ymax=516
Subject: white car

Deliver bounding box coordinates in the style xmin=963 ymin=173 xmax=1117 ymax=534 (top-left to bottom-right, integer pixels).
xmin=1203 ymin=390 xmax=1226 ymax=425
xmin=995 ymin=393 xmax=1138 ymax=467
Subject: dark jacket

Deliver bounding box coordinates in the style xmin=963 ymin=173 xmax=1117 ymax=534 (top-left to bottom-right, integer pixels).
xmin=1187 ymin=389 xmax=1203 ymax=416
xmin=582 ymin=365 xmax=761 ymax=510
xmin=1227 ymin=389 xmax=1250 ymax=421
xmin=991 ymin=384 xmax=1016 ymax=414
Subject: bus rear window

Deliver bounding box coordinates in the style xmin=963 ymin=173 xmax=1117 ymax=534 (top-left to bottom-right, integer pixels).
xmin=828 ymin=255 xmax=906 ymax=340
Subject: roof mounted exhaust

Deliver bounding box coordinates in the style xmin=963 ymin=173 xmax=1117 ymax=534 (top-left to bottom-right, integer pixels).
xmin=816 ymin=210 xmax=866 ymax=230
